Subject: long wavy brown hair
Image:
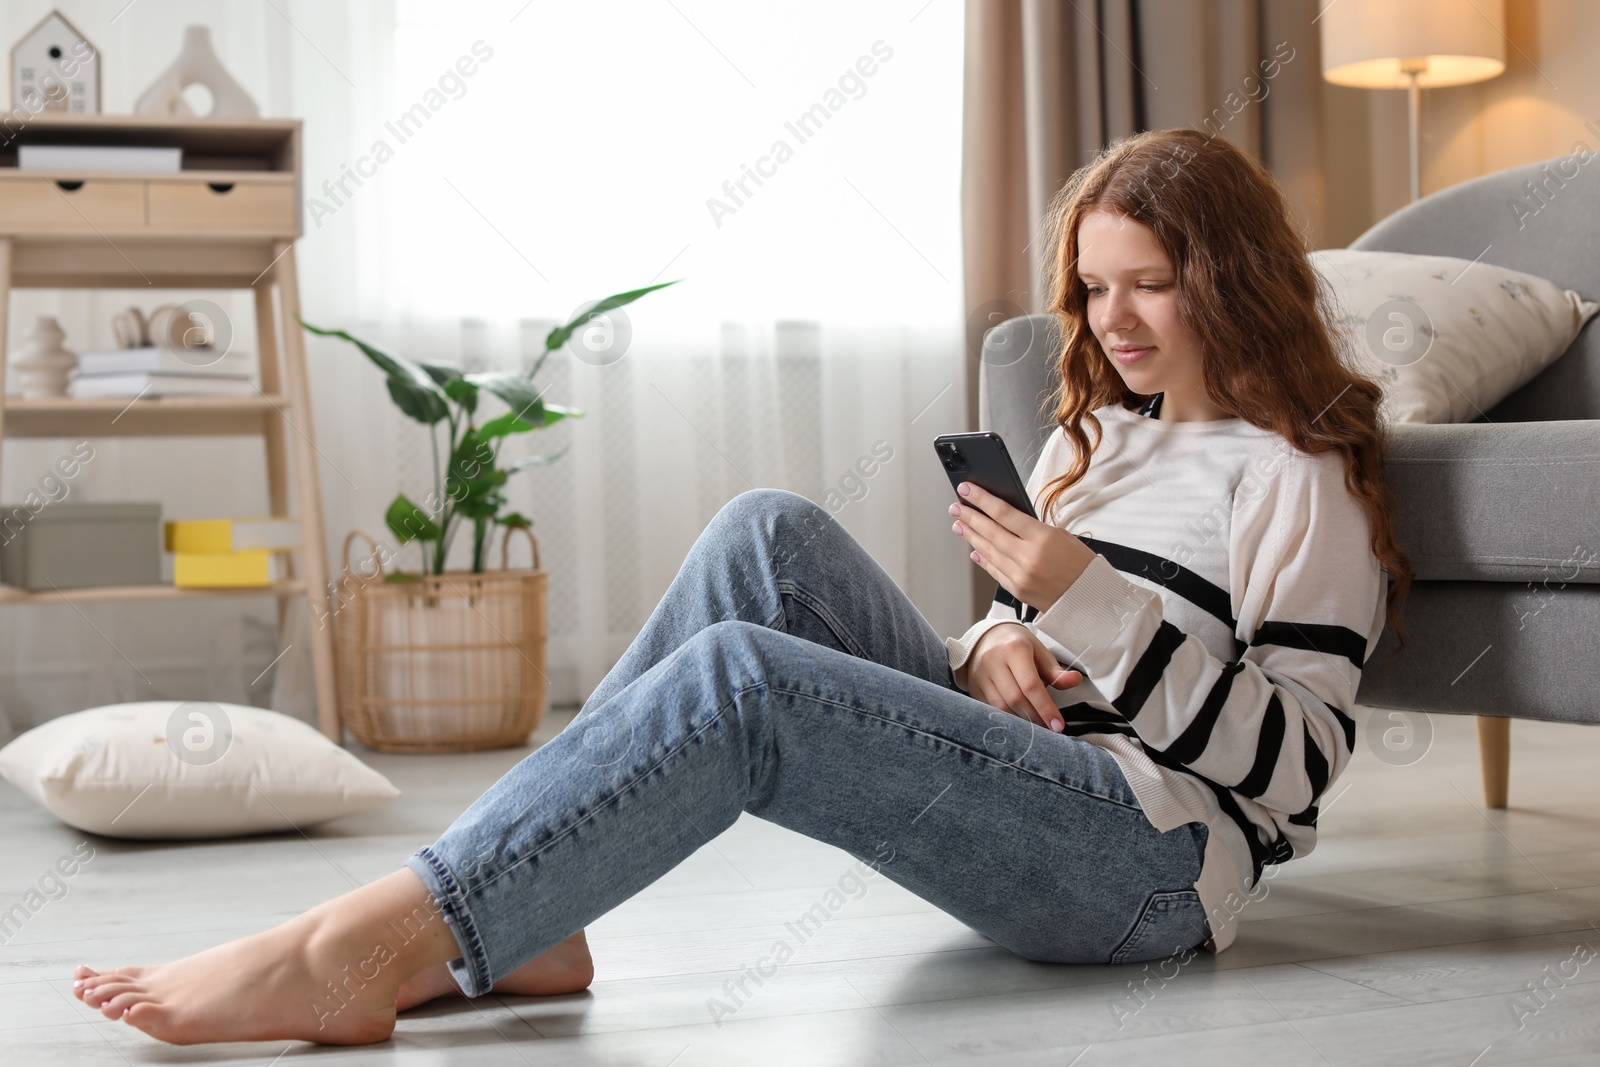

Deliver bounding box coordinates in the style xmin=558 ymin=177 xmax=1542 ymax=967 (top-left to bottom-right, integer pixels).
xmin=1034 ymin=128 xmax=1412 ymax=661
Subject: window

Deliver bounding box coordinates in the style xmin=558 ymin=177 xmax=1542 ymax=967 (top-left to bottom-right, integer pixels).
xmin=367 ymin=0 xmax=964 ymax=330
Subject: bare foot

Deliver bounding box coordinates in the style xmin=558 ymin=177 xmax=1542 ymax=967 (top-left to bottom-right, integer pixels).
xmin=72 ymin=869 xmax=458 ymax=1045
xmin=397 ymin=928 xmax=593 ymax=1011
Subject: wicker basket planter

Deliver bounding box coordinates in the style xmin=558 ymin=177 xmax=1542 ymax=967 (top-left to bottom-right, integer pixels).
xmin=335 ymin=529 xmax=547 ymax=753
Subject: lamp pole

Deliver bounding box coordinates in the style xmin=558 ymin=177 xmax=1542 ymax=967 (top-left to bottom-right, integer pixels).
xmin=1401 ymin=57 xmax=1428 ymax=202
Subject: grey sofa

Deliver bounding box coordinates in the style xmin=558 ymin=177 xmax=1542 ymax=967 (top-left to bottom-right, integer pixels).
xmin=978 ymin=152 xmax=1600 ymax=809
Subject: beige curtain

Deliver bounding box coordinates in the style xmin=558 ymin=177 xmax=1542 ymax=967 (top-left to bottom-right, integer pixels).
xmin=959 ymin=0 xmax=1328 ymax=615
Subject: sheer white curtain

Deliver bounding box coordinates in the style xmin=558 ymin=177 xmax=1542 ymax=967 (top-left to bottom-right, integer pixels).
xmin=0 ymin=0 xmax=971 ymax=727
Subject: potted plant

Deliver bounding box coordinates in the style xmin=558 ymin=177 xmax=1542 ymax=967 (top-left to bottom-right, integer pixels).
xmin=301 ymin=281 xmax=676 ymax=752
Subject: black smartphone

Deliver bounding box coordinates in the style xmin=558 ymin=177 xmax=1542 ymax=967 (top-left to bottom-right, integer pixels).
xmin=934 ymin=431 xmax=1040 ymax=620
xmin=934 ymin=431 xmax=1037 ymax=520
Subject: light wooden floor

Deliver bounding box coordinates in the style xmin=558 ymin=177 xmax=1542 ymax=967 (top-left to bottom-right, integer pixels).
xmin=5 ymin=703 xmax=1600 ymax=1065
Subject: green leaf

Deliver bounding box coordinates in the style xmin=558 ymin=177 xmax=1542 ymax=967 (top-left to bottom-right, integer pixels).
xmin=450 ymin=468 xmax=507 ymax=496
xmin=454 ymin=494 xmax=504 ymax=520
xmin=418 ymin=362 xmax=463 ymax=387
xmin=478 ymin=403 xmax=584 ymax=441
xmin=540 ymin=402 xmax=584 ymax=422
xmin=505 ymin=444 xmax=572 ymax=474
xmin=443 ymin=376 xmax=479 ymax=415
xmin=384 ymin=377 xmax=451 ymax=425
xmin=443 ymin=430 xmax=508 ymax=512
xmin=420 ymin=361 xmax=478 ymax=415
xmin=478 ymin=410 xmax=539 ymax=440
xmin=383 ymin=571 xmax=423 ymax=583
xmin=385 ymin=493 xmax=442 ymax=543
xmin=466 ymin=372 xmax=545 ymax=421
xmin=301 ymin=317 xmax=450 ymax=425
xmin=545 ymin=280 xmax=680 ymax=351
xmin=448 ymin=428 xmax=494 ymax=475
xmin=498 ymin=512 xmax=532 ymax=528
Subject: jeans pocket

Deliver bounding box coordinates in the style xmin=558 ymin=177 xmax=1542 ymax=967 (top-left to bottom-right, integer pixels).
xmin=1110 ymin=888 xmax=1208 ymax=965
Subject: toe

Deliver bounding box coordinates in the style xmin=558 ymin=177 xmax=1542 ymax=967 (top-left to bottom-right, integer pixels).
xmin=80 ymin=964 xmax=145 ymax=990
xmin=72 ymin=965 xmax=102 ymax=999
xmin=99 ymin=990 xmax=153 ymax=1021
xmin=101 ymin=991 xmax=156 ymax=1023
xmin=83 ymin=980 xmax=143 ymax=1007
xmin=78 ymin=978 xmax=111 ymax=1004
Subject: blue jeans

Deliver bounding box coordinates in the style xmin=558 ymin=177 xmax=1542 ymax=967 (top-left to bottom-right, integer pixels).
xmin=404 ymin=488 xmax=1209 ymax=996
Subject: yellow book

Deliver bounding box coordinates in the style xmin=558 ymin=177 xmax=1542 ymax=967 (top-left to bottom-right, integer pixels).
xmin=173 ymin=550 xmax=284 ymax=588
xmin=165 ymin=517 xmax=301 ymax=553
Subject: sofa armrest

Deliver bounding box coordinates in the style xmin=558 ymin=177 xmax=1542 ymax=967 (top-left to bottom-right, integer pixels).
xmin=1383 ymin=420 xmax=1600 ymax=584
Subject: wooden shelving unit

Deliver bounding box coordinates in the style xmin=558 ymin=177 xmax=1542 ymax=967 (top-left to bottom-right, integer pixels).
xmin=4 ymin=394 xmax=292 ymax=437
xmin=0 ymin=579 xmax=307 ymax=606
xmin=0 ymin=114 xmax=339 ymax=741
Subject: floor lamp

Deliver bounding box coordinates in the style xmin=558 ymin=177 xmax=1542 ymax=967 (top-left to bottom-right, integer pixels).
xmin=1319 ymin=0 xmax=1506 ymax=203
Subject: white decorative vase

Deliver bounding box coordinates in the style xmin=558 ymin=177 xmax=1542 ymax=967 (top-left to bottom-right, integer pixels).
xmin=134 ymin=26 xmax=260 ymax=119
xmin=10 ymin=317 xmax=78 ymax=399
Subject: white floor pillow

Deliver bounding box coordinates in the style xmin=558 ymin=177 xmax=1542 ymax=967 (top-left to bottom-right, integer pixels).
xmin=1311 ymin=248 xmax=1599 ymax=424
xmin=0 ymin=702 xmax=400 ymax=839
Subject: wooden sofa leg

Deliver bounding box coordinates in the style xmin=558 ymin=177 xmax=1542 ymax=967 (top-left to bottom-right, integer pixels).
xmin=1477 ymin=716 xmax=1510 ymax=809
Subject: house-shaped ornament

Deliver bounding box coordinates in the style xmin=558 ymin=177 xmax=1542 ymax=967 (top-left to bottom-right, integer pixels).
xmin=10 ymin=10 xmax=100 ymax=114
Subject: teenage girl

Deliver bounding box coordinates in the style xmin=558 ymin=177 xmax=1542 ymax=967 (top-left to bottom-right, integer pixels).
xmin=73 ymin=127 xmax=1411 ymax=1046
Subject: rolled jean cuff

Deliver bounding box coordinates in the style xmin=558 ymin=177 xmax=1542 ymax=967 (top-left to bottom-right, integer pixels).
xmin=403 ymin=846 xmax=494 ymax=997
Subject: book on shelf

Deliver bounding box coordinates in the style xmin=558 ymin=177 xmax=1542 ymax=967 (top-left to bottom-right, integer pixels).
xmin=166 ymin=517 xmax=301 ymax=553
xmin=66 ymin=373 xmax=257 ymax=399
xmin=75 ymin=346 xmax=251 ymax=377
xmin=173 ymin=549 xmax=287 ymax=589
xmin=18 ymin=145 xmax=184 ymax=172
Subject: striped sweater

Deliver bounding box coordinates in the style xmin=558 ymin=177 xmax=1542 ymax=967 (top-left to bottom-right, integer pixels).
xmin=945 ymin=393 xmax=1387 ymax=954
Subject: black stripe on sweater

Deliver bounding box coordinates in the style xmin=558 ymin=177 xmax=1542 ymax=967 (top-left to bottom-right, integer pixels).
xmin=1059 ymin=721 xmax=1138 ymax=740
xmin=1268 ymin=827 xmax=1297 ymax=868
xmin=1210 ymin=778 xmax=1296 ymax=879
xmin=1219 ymin=789 xmax=1274 ymax=880
xmin=1303 ymin=723 xmax=1331 ymax=803
xmin=1250 ymin=619 xmax=1367 ymax=671
xmin=1325 ymin=699 xmax=1357 ymax=754
xmin=1232 ymin=693 xmax=1286 ymax=799
xmin=1054 ymin=702 xmax=1127 ymax=724
xmin=1157 ymin=660 xmax=1245 ymax=765
xmin=1079 ymin=537 xmax=1238 ymax=635
xmin=1115 ymin=619 xmax=1188 ymax=721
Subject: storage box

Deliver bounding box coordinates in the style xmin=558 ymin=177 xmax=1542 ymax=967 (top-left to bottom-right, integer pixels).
xmin=173 ymin=549 xmax=286 ymax=588
xmin=0 ymin=502 xmax=162 ymax=590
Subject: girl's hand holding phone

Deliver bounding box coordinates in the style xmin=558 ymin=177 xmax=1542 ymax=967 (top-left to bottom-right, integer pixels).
xmin=948 ymin=480 xmax=1097 ymax=611
xmin=956 ymin=623 xmax=1083 ymax=732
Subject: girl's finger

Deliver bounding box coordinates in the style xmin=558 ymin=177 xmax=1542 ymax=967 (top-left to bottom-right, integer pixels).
xmin=958 ymin=499 xmax=1033 ymax=547
xmin=1010 ymin=659 xmax=1062 ymax=731
xmin=965 ymin=546 xmax=998 ymax=584
xmin=1032 ymin=644 xmax=1082 ymax=692
xmin=997 ymin=682 xmax=1044 ymax=728
xmin=958 ymin=482 xmax=1021 ymax=531
xmin=952 ymin=498 xmax=997 ymax=536
xmin=953 ymin=521 xmax=992 ymax=572
xmin=956 ymin=523 xmax=1013 ymax=584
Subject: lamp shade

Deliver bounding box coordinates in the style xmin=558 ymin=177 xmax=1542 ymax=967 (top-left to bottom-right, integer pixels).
xmin=1320 ymin=0 xmax=1506 ymax=88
